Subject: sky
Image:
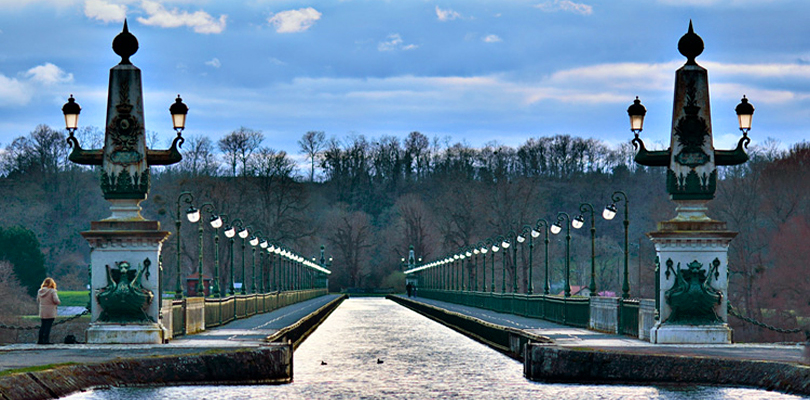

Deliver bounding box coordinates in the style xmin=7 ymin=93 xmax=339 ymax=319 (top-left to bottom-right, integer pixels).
xmin=2 ymin=0 xmax=810 ymax=157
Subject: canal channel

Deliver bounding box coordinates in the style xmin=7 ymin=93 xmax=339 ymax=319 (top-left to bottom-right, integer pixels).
xmin=65 ymin=298 xmax=807 ymax=399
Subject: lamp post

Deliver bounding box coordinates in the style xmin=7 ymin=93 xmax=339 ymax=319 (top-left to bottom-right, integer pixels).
xmin=259 ymin=238 xmax=268 ymax=293
xmin=464 ymin=249 xmax=472 ymax=291
xmin=473 ymin=245 xmax=481 ymax=292
xmin=190 ymin=202 xmax=218 ymax=296
xmin=551 ymin=212 xmax=572 ymax=297
xmin=209 ymin=213 xmax=226 ymax=297
xmin=534 ymin=219 xmax=551 ymax=295
xmin=249 ymin=231 xmax=263 ymax=294
xmin=238 ymin=224 xmax=250 ymax=295
xmin=488 ymin=239 xmax=497 ymax=293
xmin=500 ymin=236 xmax=511 ymax=293
xmin=604 ymin=191 xmax=631 ymax=299
xmin=319 ymin=245 xmax=332 ymax=290
xmin=174 ymin=191 xmax=196 ymax=299
xmin=519 ymin=226 xmax=533 ymax=294
xmin=493 ymin=236 xmax=505 ymax=293
xmin=270 ymin=245 xmax=279 ymax=291
xmin=223 ymin=219 xmax=239 ymax=296
xmin=481 ymin=241 xmax=490 ymax=292
xmin=452 ymin=253 xmax=460 ymax=291
xmin=629 ymin=22 xmax=754 ymax=210
xmin=507 ymin=230 xmax=518 ymax=293
xmin=573 ymin=203 xmax=598 ymax=296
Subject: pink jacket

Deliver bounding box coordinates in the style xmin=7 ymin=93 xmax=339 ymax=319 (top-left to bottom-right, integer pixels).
xmin=37 ymin=288 xmax=61 ymax=319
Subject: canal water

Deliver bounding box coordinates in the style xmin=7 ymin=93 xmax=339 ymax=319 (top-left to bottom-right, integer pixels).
xmin=66 ymin=298 xmax=806 ymax=400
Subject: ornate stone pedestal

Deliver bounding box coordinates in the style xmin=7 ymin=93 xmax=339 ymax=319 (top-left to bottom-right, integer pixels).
xmin=648 ymin=201 xmax=735 ymax=344
xmin=82 ymin=215 xmax=170 ymax=344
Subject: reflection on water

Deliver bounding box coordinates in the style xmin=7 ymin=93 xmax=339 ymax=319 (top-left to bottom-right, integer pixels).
xmin=66 ymin=298 xmax=807 ymax=400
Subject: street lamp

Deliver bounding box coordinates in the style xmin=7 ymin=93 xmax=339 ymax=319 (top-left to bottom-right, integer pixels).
xmin=174 ymin=191 xmax=196 ymax=299
xmin=259 ymin=238 xmax=268 ymax=293
xmin=209 ymin=213 xmax=226 ymax=297
xmin=61 ymin=21 xmax=188 ymax=196
xmin=551 ymin=212 xmax=572 ymax=297
xmin=534 ymin=219 xmax=551 ymax=295
xmin=191 ymin=203 xmax=217 ymax=296
xmin=506 ymin=230 xmax=518 ymax=293
xmin=629 ymin=22 xmax=754 ymax=208
xmin=249 ymin=231 xmax=263 ymax=294
xmin=269 ymin=244 xmax=279 ymax=291
xmin=736 ymin=95 xmax=755 ymax=137
xmin=574 ymin=203 xmax=598 ymax=296
xmin=519 ymin=225 xmax=533 ymax=294
xmin=604 ymin=191 xmax=631 ymax=299
xmin=627 ymin=96 xmax=646 ymax=137
xmin=465 ymin=249 xmax=472 ymax=291
xmin=223 ymin=219 xmax=239 ymax=296
xmin=480 ymin=241 xmax=490 ymax=292
xmin=473 ymin=245 xmax=481 ymax=292
xmin=492 ymin=236 xmax=506 ymax=293
xmin=61 ymin=95 xmax=81 ymax=137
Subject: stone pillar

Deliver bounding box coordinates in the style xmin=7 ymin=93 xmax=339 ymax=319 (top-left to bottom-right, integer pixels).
xmin=82 ymin=220 xmax=170 ymax=344
xmin=648 ymin=205 xmax=735 ymax=344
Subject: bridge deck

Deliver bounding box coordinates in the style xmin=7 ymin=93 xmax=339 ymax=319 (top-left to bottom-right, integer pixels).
xmin=396 ymin=295 xmax=806 ymax=364
xmin=0 ymin=294 xmax=341 ymax=372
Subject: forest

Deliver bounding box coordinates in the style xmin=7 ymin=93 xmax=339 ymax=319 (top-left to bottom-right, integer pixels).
xmin=0 ymin=124 xmax=807 ymax=342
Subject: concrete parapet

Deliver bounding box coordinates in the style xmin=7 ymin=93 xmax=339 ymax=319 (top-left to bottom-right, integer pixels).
xmin=184 ymin=297 xmax=205 ymax=335
xmin=267 ymin=294 xmax=347 ymax=349
xmin=524 ymin=344 xmax=810 ymax=396
xmin=0 ymin=345 xmax=292 ymax=400
xmin=160 ymin=299 xmax=173 ymax=341
xmin=638 ymin=299 xmax=656 ymax=341
xmin=387 ymin=295 xmax=552 ymax=360
xmin=589 ymin=297 xmax=620 ymax=334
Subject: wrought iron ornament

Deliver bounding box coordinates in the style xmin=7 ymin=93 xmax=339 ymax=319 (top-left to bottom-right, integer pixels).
xmin=96 ymin=260 xmax=154 ymax=323
xmin=663 ymin=258 xmax=722 ymax=325
xmin=633 ymin=21 xmax=749 ymax=202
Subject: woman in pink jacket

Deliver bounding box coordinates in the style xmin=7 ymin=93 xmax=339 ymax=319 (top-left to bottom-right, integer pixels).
xmin=37 ymin=277 xmax=60 ymax=345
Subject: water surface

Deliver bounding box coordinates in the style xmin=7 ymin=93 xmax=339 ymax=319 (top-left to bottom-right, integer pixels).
xmin=65 ymin=298 xmax=807 ymax=399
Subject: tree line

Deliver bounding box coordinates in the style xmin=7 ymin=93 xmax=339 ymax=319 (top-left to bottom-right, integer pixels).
xmin=0 ymin=124 xmax=806 ymax=342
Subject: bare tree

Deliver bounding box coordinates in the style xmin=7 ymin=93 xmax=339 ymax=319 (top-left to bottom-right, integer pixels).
xmin=324 ymin=206 xmax=374 ymax=288
xmin=180 ymin=135 xmax=219 ymax=176
xmin=298 ymin=131 xmax=326 ymax=182
xmin=218 ymin=127 xmax=264 ymax=176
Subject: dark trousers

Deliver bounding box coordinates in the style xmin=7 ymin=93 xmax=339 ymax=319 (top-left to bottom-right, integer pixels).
xmin=38 ymin=318 xmax=54 ymax=344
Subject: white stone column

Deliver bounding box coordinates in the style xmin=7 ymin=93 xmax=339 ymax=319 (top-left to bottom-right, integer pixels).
xmin=648 ymin=213 xmax=736 ymax=344
xmin=82 ymin=220 xmax=170 ymax=344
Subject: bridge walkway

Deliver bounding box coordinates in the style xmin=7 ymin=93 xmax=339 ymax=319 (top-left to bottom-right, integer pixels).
xmin=394 ymin=295 xmax=807 ymax=364
xmin=0 ymin=294 xmax=342 ymax=373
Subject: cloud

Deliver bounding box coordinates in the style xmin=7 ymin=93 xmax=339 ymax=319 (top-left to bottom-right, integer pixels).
xmin=483 ymin=34 xmax=502 ymax=43
xmin=267 ymin=7 xmax=321 ymax=33
xmin=535 ymin=0 xmax=593 ymax=15
xmin=137 ymin=1 xmax=227 ymax=34
xmin=205 ymin=58 xmax=221 ymax=68
xmin=378 ymin=34 xmax=418 ymax=51
xmin=84 ymin=0 xmax=126 ymax=23
xmin=25 ymin=63 xmax=74 ymax=85
xmin=0 ymin=74 xmax=31 ymax=106
xmin=435 ymin=6 xmax=461 ymax=21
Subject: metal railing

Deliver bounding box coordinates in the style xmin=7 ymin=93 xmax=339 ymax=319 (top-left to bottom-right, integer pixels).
xmin=418 ymin=289 xmax=591 ymax=329
xmin=620 ymin=299 xmax=640 ymax=336
xmin=167 ymin=288 xmax=328 ymax=336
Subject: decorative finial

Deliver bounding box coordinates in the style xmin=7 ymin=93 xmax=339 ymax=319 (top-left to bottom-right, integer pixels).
xmin=678 ymin=20 xmax=704 ymax=65
xmin=112 ymin=19 xmax=139 ymax=65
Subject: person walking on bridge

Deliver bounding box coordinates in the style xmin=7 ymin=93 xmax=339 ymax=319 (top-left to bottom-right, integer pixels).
xmin=37 ymin=277 xmax=60 ymax=345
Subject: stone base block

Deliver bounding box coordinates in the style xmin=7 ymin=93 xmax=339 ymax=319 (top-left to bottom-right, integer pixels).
xmin=650 ymin=323 xmax=731 ymax=344
xmin=87 ymin=323 xmax=164 ymax=344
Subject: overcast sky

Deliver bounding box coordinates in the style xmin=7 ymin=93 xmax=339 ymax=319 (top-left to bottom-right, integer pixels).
xmin=1 ymin=0 xmax=810 ymax=156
